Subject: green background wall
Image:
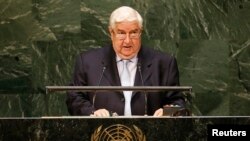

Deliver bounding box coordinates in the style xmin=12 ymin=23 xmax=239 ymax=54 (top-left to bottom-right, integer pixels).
xmin=0 ymin=0 xmax=249 ymax=117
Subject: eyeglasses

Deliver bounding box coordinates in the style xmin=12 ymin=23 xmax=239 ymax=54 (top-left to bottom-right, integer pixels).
xmin=113 ymin=30 xmax=141 ymax=40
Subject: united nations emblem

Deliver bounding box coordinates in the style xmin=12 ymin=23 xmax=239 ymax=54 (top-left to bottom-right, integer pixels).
xmin=91 ymin=124 xmax=146 ymax=141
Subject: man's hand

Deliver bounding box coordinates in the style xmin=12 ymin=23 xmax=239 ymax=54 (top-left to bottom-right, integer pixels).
xmin=153 ymin=108 xmax=163 ymax=117
xmin=90 ymin=109 xmax=110 ymax=117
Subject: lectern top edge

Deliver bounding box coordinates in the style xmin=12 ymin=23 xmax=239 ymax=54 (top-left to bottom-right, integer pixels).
xmin=45 ymin=86 xmax=192 ymax=93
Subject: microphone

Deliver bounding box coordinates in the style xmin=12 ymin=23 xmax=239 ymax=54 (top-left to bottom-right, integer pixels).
xmin=137 ymin=62 xmax=147 ymax=116
xmin=92 ymin=64 xmax=106 ymax=110
xmin=97 ymin=66 xmax=106 ymax=86
xmin=92 ymin=64 xmax=118 ymax=117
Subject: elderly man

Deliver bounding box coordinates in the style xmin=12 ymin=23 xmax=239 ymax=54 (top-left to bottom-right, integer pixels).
xmin=66 ymin=6 xmax=185 ymax=117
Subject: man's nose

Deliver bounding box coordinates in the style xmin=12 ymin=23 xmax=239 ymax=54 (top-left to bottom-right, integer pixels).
xmin=123 ymin=34 xmax=131 ymax=44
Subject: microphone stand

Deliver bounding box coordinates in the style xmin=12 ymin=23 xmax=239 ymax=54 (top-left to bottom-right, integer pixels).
xmin=137 ymin=63 xmax=147 ymax=116
xmin=92 ymin=65 xmax=106 ymax=113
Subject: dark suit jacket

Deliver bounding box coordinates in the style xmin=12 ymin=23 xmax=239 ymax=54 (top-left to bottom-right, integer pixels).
xmin=66 ymin=45 xmax=185 ymax=116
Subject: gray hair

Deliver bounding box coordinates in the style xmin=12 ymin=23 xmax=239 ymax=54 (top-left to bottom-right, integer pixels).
xmin=109 ymin=6 xmax=143 ymax=29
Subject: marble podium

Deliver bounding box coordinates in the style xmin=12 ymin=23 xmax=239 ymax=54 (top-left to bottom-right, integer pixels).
xmin=0 ymin=116 xmax=250 ymax=140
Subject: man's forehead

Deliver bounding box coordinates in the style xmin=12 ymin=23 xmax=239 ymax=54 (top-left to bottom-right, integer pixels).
xmin=116 ymin=28 xmax=140 ymax=32
xmin=114 ymin=21 xmax=141 ymax=30
xmin=115 ymin=21 xmax=139 ymax=26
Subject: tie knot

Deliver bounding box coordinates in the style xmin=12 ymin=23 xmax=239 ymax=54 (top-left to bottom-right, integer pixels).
xmin=123 ymin=59 xmax=130 ymax=64
xmin=120 ymin=59 xmax=131 ymax=86
xmin=122 ymin=60 xmax=130 ymax=71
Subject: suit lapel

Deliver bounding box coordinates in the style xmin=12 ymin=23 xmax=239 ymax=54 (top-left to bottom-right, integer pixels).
xmin=133 ymin=46 xmax=154 ymax=96
xmin=101 ymin=45 xmax=121 ymax=86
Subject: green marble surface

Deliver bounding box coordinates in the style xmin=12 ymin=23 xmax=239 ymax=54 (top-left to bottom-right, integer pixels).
xmin=0 ymin=0 xmax=250 ymax=117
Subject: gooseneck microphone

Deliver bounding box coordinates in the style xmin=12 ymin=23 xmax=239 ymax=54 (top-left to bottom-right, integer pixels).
xmin=92 ymin=64 xmax=106 ymax=109
xmin=92 ymin=64 xmax=118 ymax=117
xmin=137 ymin=62 xmax=147 ymax=116
xmin=98 ymin=66 xmax=106 ymax=86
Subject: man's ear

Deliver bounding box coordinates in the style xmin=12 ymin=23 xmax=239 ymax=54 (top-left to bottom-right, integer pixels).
xmin=108 ymin=27 xmax=112 ymax=34
xmin=108 ymin=27 xmax=114 ymax=38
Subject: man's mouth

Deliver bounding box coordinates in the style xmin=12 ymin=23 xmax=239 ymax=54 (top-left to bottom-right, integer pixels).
xmin=123 ymin=46 xmax=131 ymax=48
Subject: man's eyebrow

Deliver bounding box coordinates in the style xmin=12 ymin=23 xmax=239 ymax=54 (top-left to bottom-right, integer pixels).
xmin=116 ymin=29 xmax=125 ymax=32
xmin=116 ymin=29 xmax=140 ymax=32
xmin=130 ymin=29 xmax=140 ymax=32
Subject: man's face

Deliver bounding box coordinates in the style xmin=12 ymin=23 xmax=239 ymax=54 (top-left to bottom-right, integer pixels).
xmin=109 ymin=21 xmax=142 ymax=59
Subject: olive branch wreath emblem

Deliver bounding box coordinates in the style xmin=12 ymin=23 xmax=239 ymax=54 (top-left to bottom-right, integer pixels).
xmin=91 ymin=124 xmax=146 ymax=141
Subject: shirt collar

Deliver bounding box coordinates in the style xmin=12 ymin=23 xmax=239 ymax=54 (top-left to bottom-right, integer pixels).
xmin=116 ymin=55 xmax=138 ymax=63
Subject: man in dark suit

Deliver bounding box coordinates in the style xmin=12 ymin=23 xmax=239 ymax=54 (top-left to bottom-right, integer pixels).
xmin=66 ymin=6 xmax=185 ymax=117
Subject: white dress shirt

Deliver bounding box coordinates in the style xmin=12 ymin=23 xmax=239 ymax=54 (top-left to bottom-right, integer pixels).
xmin=116 ymin=55 xmax=138 ymax=86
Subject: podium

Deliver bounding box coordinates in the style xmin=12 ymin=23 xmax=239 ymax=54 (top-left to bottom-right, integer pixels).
xmin=0 ymin=86 xmax=250 ymax=141
xmin=1 ymin=116 xmax=250 ymax=140
xmin=1 ymin=86 xmax=249 ymax=140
